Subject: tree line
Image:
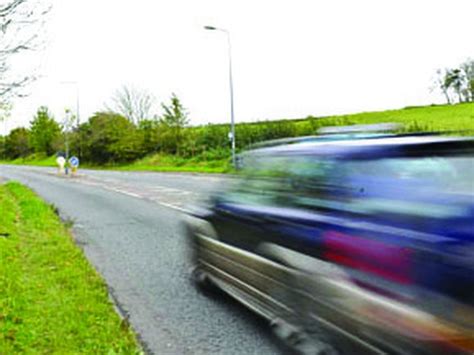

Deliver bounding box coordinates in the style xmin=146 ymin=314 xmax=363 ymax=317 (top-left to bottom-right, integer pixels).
xmin=0 ymin=89 xmax=318 ymax=164
xmin=434 ymin=58 xmax=474 ymax=104
xmin=0 ymin=92 xmax=191 ymax=163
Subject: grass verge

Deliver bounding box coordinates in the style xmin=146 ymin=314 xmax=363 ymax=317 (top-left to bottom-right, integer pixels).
xmin=114 ymin=154 xmax=232 ymax=174
xmin=0 ymin=182 xmax=141 ymax=354
xmin=1 ymin=153 xmax=57 ymax=167
xmin=0 ymin=154 xmax=232 ymax=173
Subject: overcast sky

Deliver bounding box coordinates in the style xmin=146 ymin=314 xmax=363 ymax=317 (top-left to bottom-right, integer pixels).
xmin=3 ymin=0 xmax=473 ymax=134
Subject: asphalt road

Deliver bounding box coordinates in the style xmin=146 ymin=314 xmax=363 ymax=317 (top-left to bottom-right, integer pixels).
xmin=0 ymin=165 xmax=283 ymax=355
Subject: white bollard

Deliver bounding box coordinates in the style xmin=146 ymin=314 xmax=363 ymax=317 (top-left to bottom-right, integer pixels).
xmin=56 ymin=156 xmax=66 ymax=175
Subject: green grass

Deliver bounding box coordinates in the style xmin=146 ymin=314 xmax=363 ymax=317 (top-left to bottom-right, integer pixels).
xmin=114 ymin=154 xmax=232 ymax=174
xmin=0 ymin=152 xmax=232 ymax=173
xmin=0 ymin=182 xmax=141 ymax=354
xmin=1 ymin=153 xmax=57 ymax=167
xmin=295 ymin=102 xmax=474 ymax=133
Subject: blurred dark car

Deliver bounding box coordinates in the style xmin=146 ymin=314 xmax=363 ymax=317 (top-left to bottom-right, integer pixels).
xmin=184 ymin=128 xmax=474 ymax=354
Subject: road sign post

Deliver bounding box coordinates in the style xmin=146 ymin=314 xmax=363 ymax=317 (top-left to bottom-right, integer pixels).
xmin=69 ymin=156 xmax=79 ymax=175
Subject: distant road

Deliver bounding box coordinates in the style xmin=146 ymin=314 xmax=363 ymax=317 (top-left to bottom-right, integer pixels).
xmin=0 ymin=165 xmax=282 ymax=355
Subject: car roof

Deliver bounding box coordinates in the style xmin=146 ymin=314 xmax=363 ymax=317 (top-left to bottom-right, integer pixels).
xmin=247 ymin=135 xmax=474 ymax=159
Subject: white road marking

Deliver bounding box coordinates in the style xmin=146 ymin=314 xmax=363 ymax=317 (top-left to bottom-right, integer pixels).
xmin=110 ymin=188 xmax=142 ymax=198
xmin=104 ymin=183 xmax=193 ymax=213
xmin=150 ymin=186 xmax=190 ymax=194
xmin=67 ymin=173 xmax=197 ymax=214
xmin=157 ymin=202 xmax=192 ymax=214
xmin=108 ymin=186 xmax=188 ymax=211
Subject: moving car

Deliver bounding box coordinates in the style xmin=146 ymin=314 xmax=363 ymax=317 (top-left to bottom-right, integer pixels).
xmin=184 ymin=126 xmax=474 ymax=354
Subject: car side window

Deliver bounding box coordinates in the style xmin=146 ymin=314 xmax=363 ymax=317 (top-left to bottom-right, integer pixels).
xmin=287 ymin=156 xmax=350 ymax=212
xmin=222 ymin=155 xmax=292 ymax=207
xmin=341 ymin=156 xmax=473 ymax=218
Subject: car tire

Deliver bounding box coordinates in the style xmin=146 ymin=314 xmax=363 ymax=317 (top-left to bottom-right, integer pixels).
xmin=191 ymin=266 xmax=218 ymax=294
xmin=270 ymin=318 xmax=338 ymax=355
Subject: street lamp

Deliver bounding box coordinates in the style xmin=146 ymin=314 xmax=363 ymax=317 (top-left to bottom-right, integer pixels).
xmin=204 ymin=25 xmax=236 ymax=168
xmin=60 ymin=81 xmax=80 ymax=127
xmin=62 ymin=109 xmax=74 ymax=174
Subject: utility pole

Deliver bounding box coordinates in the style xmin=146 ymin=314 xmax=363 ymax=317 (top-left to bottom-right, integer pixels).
xmin=204 ymin=25 xmax=237 ymax=168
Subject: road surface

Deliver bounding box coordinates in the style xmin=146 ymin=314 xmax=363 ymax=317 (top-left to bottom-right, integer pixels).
xmin=0 ymin=165 xmax=283 ymax=355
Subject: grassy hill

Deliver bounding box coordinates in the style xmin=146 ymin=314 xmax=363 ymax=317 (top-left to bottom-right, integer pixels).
xmin=187 ymin=102 xmax=474 ymax=134
xmin=295 ymin=102 xmax=474 ymax=133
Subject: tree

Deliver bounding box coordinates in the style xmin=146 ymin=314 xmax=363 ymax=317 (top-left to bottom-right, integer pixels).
xmin=29 ymin=106 xmax=60 ymax=155
xmin=82 ymin=112 xmax=143 ymax=164
xmin=68 ymin=120 xmax=89 ymax=160
xmin=106 ymin=85 xmax=156 ymax=124
xmin=5 ymin=126 xmax=30 ymax=158
xmin=138 ymin=119 xmax=160 ymax=154
xmin=159 ymin=93 xmax=189 ymax=155
xmin=460 ymin=58 xmax=474 ymax=102
xmin=0 ymin=102 xmax=11 ymax=159
xmin=444 ymin=69 xmax=465 ymax=103
xmin=0 ymin=101 xmax=11 ymax=122
xmin=0 ymin=134 xmax=5 ymax=159
xmin=434 ymin=59 xmax=474 ymax=104
xmin=433 ymin=69 xmax=452 ymax=104
xmin=0 ymin=0 xmax=50 ymax=105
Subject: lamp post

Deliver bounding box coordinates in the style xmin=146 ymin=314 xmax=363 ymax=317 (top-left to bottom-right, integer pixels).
xmin=60 ymin=81 xmax=80 ymax=127
xmin=62 ymin=109 xmax=74 ymax=175
xmin=204 ymin=25 xmax=236 ymax=168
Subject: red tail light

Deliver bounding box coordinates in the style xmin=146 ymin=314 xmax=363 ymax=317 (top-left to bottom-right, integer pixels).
xmin=323 ymin=231 xmax=412 ymax=285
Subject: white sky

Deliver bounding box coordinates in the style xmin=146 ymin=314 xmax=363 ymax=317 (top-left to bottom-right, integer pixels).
xmin=3 ymin=0 xmax=473 ymax=134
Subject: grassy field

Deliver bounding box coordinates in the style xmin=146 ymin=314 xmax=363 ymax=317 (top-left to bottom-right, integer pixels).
xmin=3 ymin=102 xmax=473 ymax=173
xmin=0 ymin=182 xmax=141 ymax=354
xmin=295 ymin=102 xmax=474 ymax=133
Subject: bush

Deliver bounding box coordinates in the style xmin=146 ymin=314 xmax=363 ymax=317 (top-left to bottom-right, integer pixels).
xmin=5 ymin=128 xmax=31 ymax=159
xmin=75 ymin=112 xmax=144 ymax=164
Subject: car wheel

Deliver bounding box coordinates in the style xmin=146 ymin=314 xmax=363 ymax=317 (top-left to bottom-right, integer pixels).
xmin=191 ymin=266 xmax=217 ymax=293
xmin=270 ymin=318 xmax=338 ymax=355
